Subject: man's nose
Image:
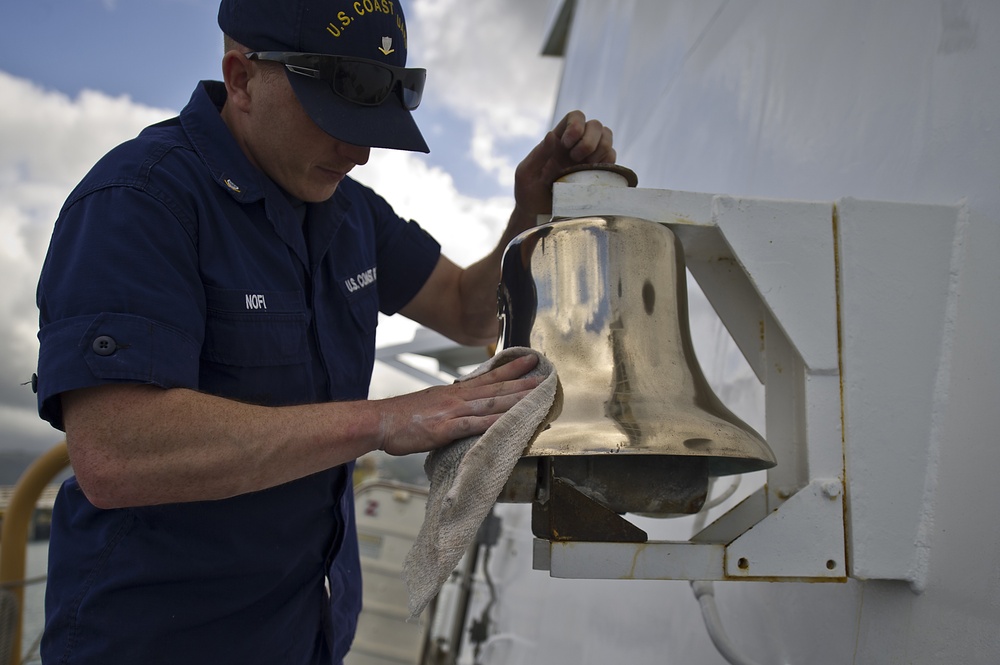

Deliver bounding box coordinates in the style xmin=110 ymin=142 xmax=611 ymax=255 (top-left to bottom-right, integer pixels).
xmin=342 ymin=143 xmax=371 ymax=166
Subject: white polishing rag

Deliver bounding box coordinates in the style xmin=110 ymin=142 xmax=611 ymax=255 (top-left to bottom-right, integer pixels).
xmin=402 ymin=346 xmax=557 ymax=618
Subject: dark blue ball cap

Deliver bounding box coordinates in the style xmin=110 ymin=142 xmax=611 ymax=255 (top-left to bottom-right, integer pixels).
xmin=218 ymin=0 xmax=429 ymax=153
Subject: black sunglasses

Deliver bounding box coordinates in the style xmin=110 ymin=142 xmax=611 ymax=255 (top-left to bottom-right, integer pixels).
xmin=246 ymin=51 xmax=426 ymax=110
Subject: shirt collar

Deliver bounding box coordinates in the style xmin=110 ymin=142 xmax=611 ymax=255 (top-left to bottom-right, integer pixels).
xmin=178 ymin=81 xmax=354 ymax=215
xmin=179 ymin=81 xmax=269 ymax=204
xmin=179 ymin=81 xmax=354 ymax=267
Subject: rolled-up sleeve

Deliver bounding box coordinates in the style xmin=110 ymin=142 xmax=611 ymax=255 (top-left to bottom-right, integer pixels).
xmin=36 ymin=184 xmax=205 ymax=430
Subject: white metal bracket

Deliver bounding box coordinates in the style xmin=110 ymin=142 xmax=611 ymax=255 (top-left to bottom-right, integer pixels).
xmin=538 ymin=479 xmax=844 ymax=581
xmin=537 ymin=178 xmax=959 ymax=587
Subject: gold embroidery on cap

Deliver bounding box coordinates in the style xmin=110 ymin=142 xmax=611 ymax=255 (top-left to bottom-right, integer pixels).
xmin=324 ymin=2 xmax=407 ymax=49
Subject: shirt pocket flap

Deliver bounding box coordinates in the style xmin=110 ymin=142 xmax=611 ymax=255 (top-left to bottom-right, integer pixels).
xmin=202 ymin=287 xmax=310 ymax=367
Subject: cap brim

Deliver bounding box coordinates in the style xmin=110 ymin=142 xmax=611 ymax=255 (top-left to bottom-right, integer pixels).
xmin=286 ymin=71 xmax=429 ymax=153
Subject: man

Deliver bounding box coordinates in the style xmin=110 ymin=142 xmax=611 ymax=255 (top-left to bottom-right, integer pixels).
xmin=34 ymin=0 xmax=615 ymax=662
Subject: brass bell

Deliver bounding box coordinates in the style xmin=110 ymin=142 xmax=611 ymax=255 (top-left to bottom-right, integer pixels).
xmin=497 ymin=211 xmax=776 ymax=542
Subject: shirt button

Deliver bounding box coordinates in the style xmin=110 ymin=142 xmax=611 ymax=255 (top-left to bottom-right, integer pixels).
xmin=92 ymin=335 xmax=118 ymax=356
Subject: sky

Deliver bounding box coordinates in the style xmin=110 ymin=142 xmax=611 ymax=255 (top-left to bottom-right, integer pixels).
xmin=0 ymin=0 xmax=566 ymax=457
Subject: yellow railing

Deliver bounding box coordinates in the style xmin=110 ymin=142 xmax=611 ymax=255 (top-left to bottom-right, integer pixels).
xmin=0 ymin=442 xmax=69 ymax=665
xmin=0 ymin=444 xmax=389 ymax=663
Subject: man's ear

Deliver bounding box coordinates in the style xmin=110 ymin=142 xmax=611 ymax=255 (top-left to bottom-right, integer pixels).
xmin=222 ymin=50 xmax=253 ymax=112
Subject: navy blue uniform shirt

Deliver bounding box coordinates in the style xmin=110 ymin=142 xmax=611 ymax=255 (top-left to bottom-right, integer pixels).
xmin=35 ymin=81 xmax=441 ymax=664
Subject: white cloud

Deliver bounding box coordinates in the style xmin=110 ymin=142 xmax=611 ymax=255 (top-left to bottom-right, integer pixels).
xmin=353 ymin=149 xmax=512 ymax=265
xmin=0 ymin=71 xmax=174 ymax=451
xmin=409 ymin=0 xmax=563 ymax=185
xmin=0 ymin=76 xmax=173 ymax=259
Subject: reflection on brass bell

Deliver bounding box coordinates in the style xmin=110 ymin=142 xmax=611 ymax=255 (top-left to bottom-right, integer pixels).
xmin=497 ymin=214 xmax=776 ymax=542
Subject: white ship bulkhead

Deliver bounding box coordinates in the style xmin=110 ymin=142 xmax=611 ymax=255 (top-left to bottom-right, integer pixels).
xmin=366 ymin=1 xmax=1000 ymax=664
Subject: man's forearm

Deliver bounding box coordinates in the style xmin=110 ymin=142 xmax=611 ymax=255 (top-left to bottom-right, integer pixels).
xmin=62 ymin=384 xmax=382 ymax=509
xmin=61 ymin=354 xmax=543 ymax=509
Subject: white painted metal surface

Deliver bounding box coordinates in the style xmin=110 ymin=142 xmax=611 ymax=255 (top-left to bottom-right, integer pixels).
xmin=423 ymin=1 xmax=1000 ymax=663
xmin=837 ymin=198 xmax=966 ymax=590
